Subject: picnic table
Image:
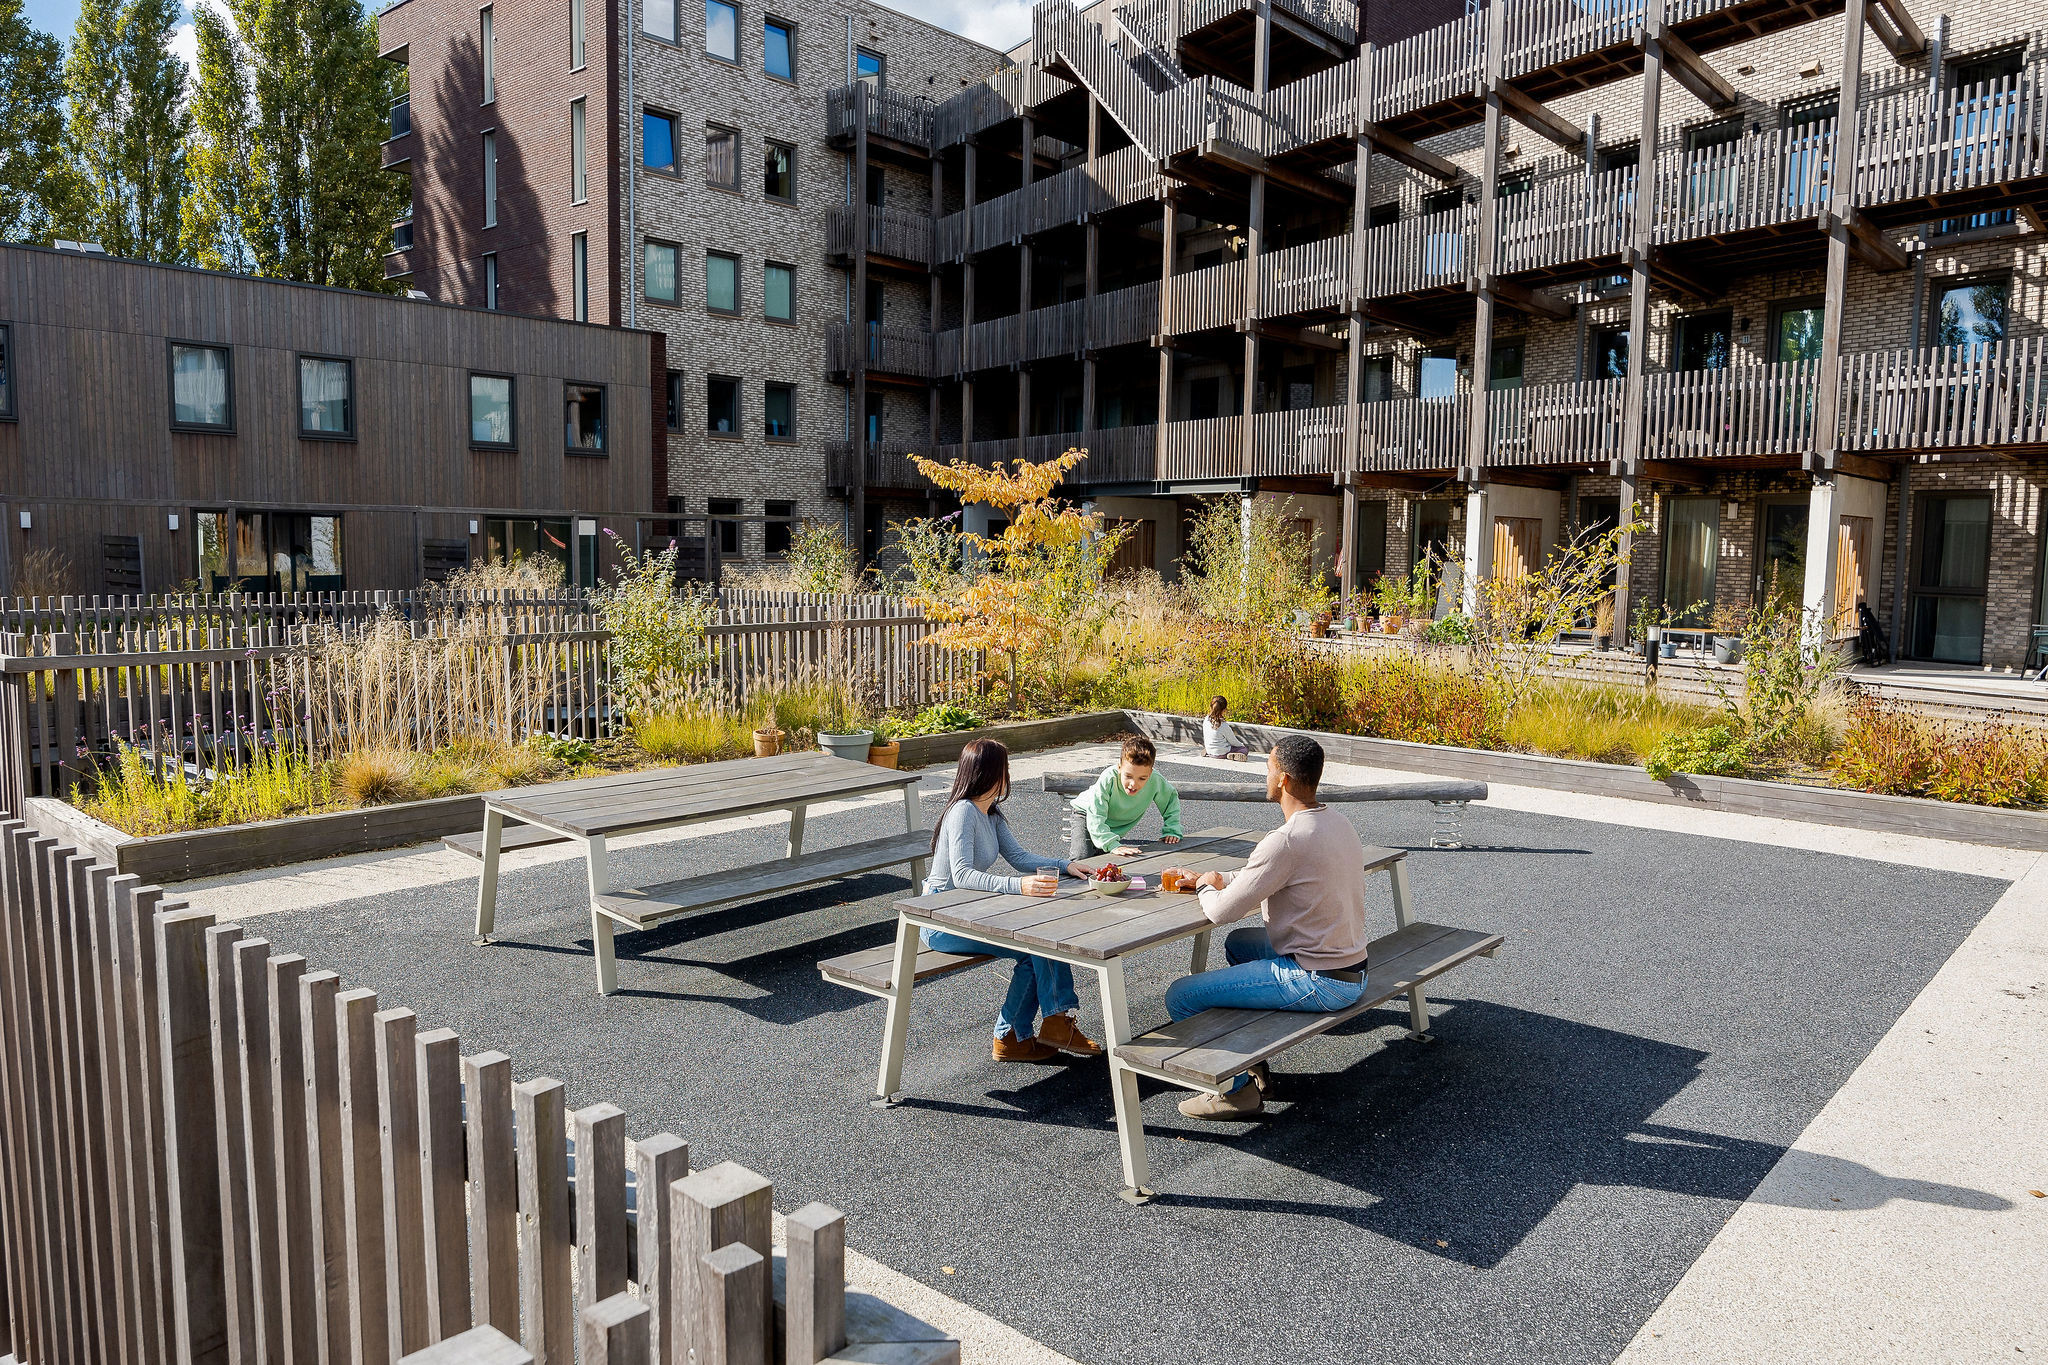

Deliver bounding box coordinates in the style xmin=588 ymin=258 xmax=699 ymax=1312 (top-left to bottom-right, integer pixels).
xmin=464 ymin=751 xmax=929 ymax=995
xmin=835 ymin=827 xmax=1502 ymax=1201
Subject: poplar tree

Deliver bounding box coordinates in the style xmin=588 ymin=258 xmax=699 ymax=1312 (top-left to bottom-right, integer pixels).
xmin=0 ymin=0 xmax=74 ymax=241
xmin=183 ymin=0 xmax=406 ymax=291
xmin=62 ymin=0 xmax=188 ymax=260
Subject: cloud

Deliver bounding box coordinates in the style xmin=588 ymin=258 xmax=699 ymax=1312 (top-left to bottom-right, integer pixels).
xmin=168 ymin=0 xmax=232 ymax=78
xmin=884 ymin=0 xmax=1035 ymax=51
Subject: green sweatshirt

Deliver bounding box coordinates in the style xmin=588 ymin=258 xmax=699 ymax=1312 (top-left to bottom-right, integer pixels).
xmin=1071 ymin=766 xmax=1183 ymax=849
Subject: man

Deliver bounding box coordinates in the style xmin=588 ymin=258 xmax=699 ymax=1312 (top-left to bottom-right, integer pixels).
xmin=1157 ymin=734 xmax=1370 ymax=1119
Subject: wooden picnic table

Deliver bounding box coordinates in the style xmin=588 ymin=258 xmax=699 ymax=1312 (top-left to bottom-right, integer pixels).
xmin=869 ymin=826 xmax=1492 ymax=1202
xmin=470 ymin=751 xmax=928 ymax=995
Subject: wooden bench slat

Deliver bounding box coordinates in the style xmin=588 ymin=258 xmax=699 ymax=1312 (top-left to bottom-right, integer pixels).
xmin=443 ymin=825 xmax=573 ymax=859
xmin=1115 ymin=922 xmax=1502 ymax=1086
xmin=1041 ymin=774 xmax=1488 ymax=803
xmin=817 ymin=945 xmax=993 ymax=993
xmin=595 ymin=831 xmax=932 ymax=930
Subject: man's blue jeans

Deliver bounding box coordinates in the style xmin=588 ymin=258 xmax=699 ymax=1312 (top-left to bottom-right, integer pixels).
xmin=921 ymin=928 xmax=1080 ymax=1040
xmin=1164 ymin=926 xmax=1365 ymax=1090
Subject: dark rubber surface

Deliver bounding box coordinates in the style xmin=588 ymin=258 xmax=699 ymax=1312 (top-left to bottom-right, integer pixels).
xmin=248 ymin=754 xmax=2008 ymax=1365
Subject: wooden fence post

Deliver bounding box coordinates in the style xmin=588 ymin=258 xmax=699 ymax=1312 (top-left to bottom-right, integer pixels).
xmin=397 ymin=1323 xmax=534 ymax=1364
xmin=579 ymin=1293 xmax=650 ymax=1365
xmin=513 ymin=1077 xmax=572 ymax=1365
xmin=299 ymin=969 xmax=352 ymax=1365
xmin=461 ymin=1052 xmax=519 ymax=1339
xmin=233 ymin=934 xmax=286 ymax=1365
xmin=157 ymin=905 xmax=229 ymax=1365
xmin=571 ymin=1103 xmax=627 ymax=1310
xmin=631 ymin=1133 xmax=687 ymax=1365
xmin=336 ymin=988 xmax=391 ymax=1365
xmin=204 ymin=924 xmax=259 ymax=1365
xmin=266 ymin=953 xmax=319 ymax=1365
xmin=669 ymin=1162 xmax=772 ymax=1365
xmin=376 ymin=1007 xmax=430 ymax=1360
xmin=696 ymin=1244 xmax=766 ymax=1365
xmin=416 ymin=1028 xmax=470 ymax=1343
xmin=785 ymin=1204 xmax=848 ymax=1365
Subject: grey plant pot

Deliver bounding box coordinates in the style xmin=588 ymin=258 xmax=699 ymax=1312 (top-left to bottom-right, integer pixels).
xmin=818 ymin=731 xmax=876 ymax=762
xmin=1712 ymin=637 xmax=1744 ymax=665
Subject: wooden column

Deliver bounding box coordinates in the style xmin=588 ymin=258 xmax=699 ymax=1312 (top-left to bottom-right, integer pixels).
xmin=851 ymin=82 xmax=871 ymax=558
xmin=962 ymin=139 xmax=978 ymax=456
xmin=1155 ymin=197 xmax=1178 ymax=478
xmin=1463 ymin=1 xmax=1508 ymax=611
xmin=1342 ymin=47 xmax=1377 ymax=612
xmin=1813 ymin=0 xmax=1868 ymax=470
xmin=929 ymin=155 xmax=944 ymax=453
xmin=1613 ymin=0 xmax=1667 ymax=643
xmin=1240 ymin=3 xmax=1273 ymax=476
xmin=1082 ymin=98 xmax=1101 ymax=440
xmin=1018 ymin=115 xmax=1035 ymax=462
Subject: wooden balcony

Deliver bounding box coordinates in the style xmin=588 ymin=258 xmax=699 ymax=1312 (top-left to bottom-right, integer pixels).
xmin=827 ymin=205 xmax=932 ymax=268
xmin=1644 ymin=360 xmax=1818 ymax=462
xmin=1841 ymin=340 xmax=2048 ymax=456
xmin=1488 ymin=378 xmax=1627 ymax=469
xmin=1359 ymin=393 xmax=1468 ymax=475
xmin=825 ymin=84 xmax=934 ymax=156
xmin=932 ymin=280 xmax=1163 ymax=375
xmin=827 ymin=325 xmax=935 ymax=383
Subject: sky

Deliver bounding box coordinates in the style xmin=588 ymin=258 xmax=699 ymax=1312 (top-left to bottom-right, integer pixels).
xmin=17 ymin=0 xmax=1037 ymax=60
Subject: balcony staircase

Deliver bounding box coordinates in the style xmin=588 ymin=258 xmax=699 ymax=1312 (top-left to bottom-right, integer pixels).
xmin=1113 ymin=0 xmax=1193 ymax=92
xmin=1031 ymin=0 xmax=1176 ymax=159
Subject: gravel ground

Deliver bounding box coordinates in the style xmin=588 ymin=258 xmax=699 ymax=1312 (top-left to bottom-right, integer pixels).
xmin=246 ymin=754 xmax=2008 ymax=1365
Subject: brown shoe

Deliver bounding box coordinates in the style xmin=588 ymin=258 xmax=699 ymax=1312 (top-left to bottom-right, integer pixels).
xmin=993 ymin=1034 xmax=1059 ymax=1063
xmin=1247 ymin=1061 xmax=1272 ymax=1096
xmin=1035 ymin=1012 xmax=1104 ymax=1057
xmin=1178 ymin=1084 xmax=1264 ymax=1120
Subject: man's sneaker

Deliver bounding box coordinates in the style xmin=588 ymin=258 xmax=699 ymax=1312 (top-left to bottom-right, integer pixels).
xmin=993 ymin=1034 xmax=1059 ymax=1063
xmin=1177 ymin=1084 xmax=1264 ymax=1120
xmin=1247 ymin=1061 xmax=1272 ymax=1096
xmin=1035 ymin=1012 xmax=1104 ymax=1057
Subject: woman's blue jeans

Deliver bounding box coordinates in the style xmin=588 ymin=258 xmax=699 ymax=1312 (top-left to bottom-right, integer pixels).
xmin=921 ymin=928 xmax=1080 ymax=1040
xmin=1163 ymin=926 xmax=1365 ymax=1089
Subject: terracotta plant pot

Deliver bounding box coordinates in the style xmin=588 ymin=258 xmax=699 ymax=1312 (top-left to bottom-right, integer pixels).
xmin=868 ymin=740 xmax=901 ymax=769
xmin=752 ymin=727 xmax=783 ymax=758
xmin=1382 ymin=615 xmax=1406 ymax=634
xmin=1310 ymin=619 xmax=1329 ymax=638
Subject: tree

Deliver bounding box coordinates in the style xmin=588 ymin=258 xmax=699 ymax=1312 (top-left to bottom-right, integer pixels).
xmin=1180 ymin=494 xmax=1333 ymax=629
xmin=182 ymin=0 xmax=406 ymax=290
xmin=0 ymin=0 xmax=74 ymax=241
xmin=63 ymin=0 xmax=188 ymax=260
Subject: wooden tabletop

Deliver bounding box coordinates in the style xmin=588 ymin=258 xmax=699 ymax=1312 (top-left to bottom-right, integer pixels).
xmin=895 ymin=828 xmax=1263 ymax=962
xmin=486 ymin=750 xmax=922 ymax=838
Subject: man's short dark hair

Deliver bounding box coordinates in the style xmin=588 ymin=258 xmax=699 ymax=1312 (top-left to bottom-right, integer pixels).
xmin=1273 ymin=734 xmax=1323 ymax=792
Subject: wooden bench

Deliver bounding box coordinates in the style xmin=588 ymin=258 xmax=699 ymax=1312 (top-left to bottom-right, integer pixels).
xmin=818 ymin=942 xmax=994 ymax=998
xmin=592 ymin=829 xmax=934 ymax=931
xmin=1115 ymin=919 xmax=1503 ymax=1089
xmin=445 ymin=822 xmax=571 ymax=858
xmin=1041 ymin=773 xmax=1488 ymax=850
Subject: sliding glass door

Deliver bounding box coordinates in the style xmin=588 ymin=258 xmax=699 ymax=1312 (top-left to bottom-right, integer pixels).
xmin=1907 ymin=494 xmax=1991 ymax=663
xmin=1662 ymin=497 xmax=1719 ymax=626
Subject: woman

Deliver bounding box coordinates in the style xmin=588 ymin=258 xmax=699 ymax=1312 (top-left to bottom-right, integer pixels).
xmin=921 ymin=739 xmax=1104 ymax=1062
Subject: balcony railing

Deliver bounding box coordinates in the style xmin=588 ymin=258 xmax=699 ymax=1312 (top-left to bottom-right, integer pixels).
xmin=1841 ymin=339 xmax=2048 ymax=454
xmin=1489 ymin=377 xmax=1627 ymax=468
xmin=388 ymin=99 xmax=412 ymax=139
xmin=1359 ymin=206 xmax=1472 ymax=300
xmin=827 ymin=324 xmax=934 ymax=379
xmin=825 ymin=84 xmax=934 ymax=149
xmin=1258 ymin=235 xmax=1349 ymax=318
xmin=827 ymin=204 xmax=932 ymax=266
xmin=1359 ymin=390 xmax=1469 ymax=473
xmin=1645 ymin=359 xmax=1818 ymax=461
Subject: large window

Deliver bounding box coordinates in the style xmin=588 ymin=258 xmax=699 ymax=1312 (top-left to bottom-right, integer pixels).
xmin=1672 ymin=310 xmax=1732 ymax=371
xmin=764 ymin=382 xmax=795 ymax=439
xmin=706 ymin=125 xmax=738 ymax=189
xmin=571 ymin=232 xmax=588 ymax=322
xmin=854 ymin=47 xmax=883 ymax=86
xmin=707 ymin=375 xmax=739 ymax=433
xmin=480 ymin=6 xmax=494 ymax=101
xmin=482 ymin=131 xmax=497 ymax=226
xmin=1661 ymin=497 xmax=1720 ymax=626
xmin=643 ymin=111 xmax=677 ymax=172
xmin=764 ymin=261 xmax=794 ymax=321
xmin=197 ymin=511 xmax=345 ymax=592
xmin=644 ymin=240 xmax=677 ymax=302
xmin=565 ymin=383 xmax=605 ymax=452
xmin=470 ymin=372 xmax=515 ymax=448
xmin=1488 ymin=338 xmax=1524 ymax=391
xmin=1908 ymin=494 xmax=1992 ymax=663
xmin=706 ymin=251 xmax=738 ymax=313
xmin=1755 ymin=499 xmax=1807 ymax=607
xmin=1932 ymin=275 xmax=2009 ymax=350
xmin=1942 ymin=48 xmax=2025 ymax=233
xmin=170 ymin=342 xmax=232 ymax=430
xmin=1417 ymin=346 xmax=1458 ymax=400
xmin=570 ymin=0 xmax=585 ymax=66
xmin=485 ymin=517 xmax=573 ymax=576
xmin=644 ymin=0 xmax=676 ymax=41
xmin=706 ymin=0 xmax=737 ymax=60
xmin=298 ymin=356 xmax=353 ymax=438
xmin=764 ymin=17 xmax=793 ymax=79
xmin=571 ymin=98 xmax=587 ymax=202
xmin=1770 ymin=298 xmax=1824 ymax=362
xmin=763 ymin=140 xmax=794 ymax=201
xmin=0 ymin=323 xmax=12 ymax=420
xmin=1590 ymin=325 xmax=1629 ymax=380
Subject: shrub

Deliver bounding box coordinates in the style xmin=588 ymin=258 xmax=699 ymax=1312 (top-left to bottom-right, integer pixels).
xmin=786 ymin=522 xmax=863 ymax=594
xmin=1424 ymin=613 xmax=1473 ymax=645
xmin=529 ymin=732 xmax=595 ymax=766
xmin=1834 ymin=702 xmax=2048 ymax=807
xmin=1504 ymin=682 xmax=1717 ymax=765
xmin=1346 ymin=656 xmax=1502 ymax=749
xmin=1645 ymin=725 xmax=1748 ymax=781
xmin=82 ymin=743 xmax=333 ymax=835
xmin=893 ymin=700 xmax=986 ymax=737
xmin=486 ymin=741 xmax=557 ymax=787
xmin=631 ymin=709 xmax=739 ymax=763
xmin=1254 ymin=643 xmax=1346 ymax=732
xmin=338 ymin=749 xmax=418 ymax=806
xmin=412 ymin=757 xmax=479 ymax=800
xmin=1180 ymin=496 xmax=1333 ymax=628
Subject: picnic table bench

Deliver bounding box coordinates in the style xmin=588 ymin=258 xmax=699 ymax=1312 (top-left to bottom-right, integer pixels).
xmin=830 ymin=826 xmax=1503 ymax=1201
xmin=468 ymin=751 xmax=929 ymax=995
xmin=1038 ymin=773 xmax=1488 ymax=850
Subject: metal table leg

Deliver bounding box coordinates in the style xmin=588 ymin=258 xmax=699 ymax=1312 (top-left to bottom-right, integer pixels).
xmin=1094 ymin=958 xmax=1153 ymax=1204
xmin=1189 ymin=929 xmax=1212 ymax=974
xmin=473 ymin=806 xmax=504 ymax=943
xmin=903 ymin=783 xmax=928 ymax=887
xmin=586 ymin=833 xmax=617 ymax=996
xmin=1389 ymin=860 xmax=1428 ymax=1039
xmin=873 ymin=914 xmax=921 ymax=1107
xmin=787 ymin=801 xmax=807 ymax=858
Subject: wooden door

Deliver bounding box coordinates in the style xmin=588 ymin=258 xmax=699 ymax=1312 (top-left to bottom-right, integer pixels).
xmin=1492 ymin=516 xmax=1542 ymax=582
xmin=1834 ymin=514 xmax=1874 ymax=637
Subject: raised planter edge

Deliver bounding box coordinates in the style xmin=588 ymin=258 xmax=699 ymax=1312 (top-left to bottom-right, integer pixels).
xmin=895 ymin=711 xmax=1128 ymax=769
xmin=1121 ymin=709 xmax=2048 ymax=852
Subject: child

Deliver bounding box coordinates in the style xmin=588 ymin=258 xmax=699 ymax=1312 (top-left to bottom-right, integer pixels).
xmin=1204 ymin=695 xmax=1250 ymax=760
xmin=1070 ymin=735 xmax=1184 ymax=858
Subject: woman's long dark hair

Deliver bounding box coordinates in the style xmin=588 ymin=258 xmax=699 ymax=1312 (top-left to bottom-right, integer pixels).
xmin=932 ymin=738 xmax=1011 ymax=853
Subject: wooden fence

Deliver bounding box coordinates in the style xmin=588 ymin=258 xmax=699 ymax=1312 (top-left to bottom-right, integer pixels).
xmin=0 ymin=824 xmax=956 ymax=1365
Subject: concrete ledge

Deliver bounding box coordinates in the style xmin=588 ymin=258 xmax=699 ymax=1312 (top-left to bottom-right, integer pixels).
xmin=1122 ymin=709 xmax=2048 ymax=852
xmin=895 ymin=711 xmax=1128 ymax=769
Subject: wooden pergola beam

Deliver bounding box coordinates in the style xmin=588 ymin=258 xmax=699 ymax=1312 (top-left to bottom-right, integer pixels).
xmin=1645 ymin=248 xmax=1722 ymax=301
xmin=1480 ymin=276 xmax=1572 ymax=320
xmin=1356 ymin=302 xmax=1452 ymax=341
xmin=1494 ymin=81 xmax=1585 ymax=149
xmin=1660 ymin=32 xmax=1737 ymax=111
xmin=1865 ymin=0 xmax=1928 ymax=59
xmin=1631 ymin=459 xmax=1712 ymax=489
xmin=1270 ymin=6 xmax=1348 ymax=61
xmin=1827 ymin=450 xmax=1896 ymax=481
xmin=1358 ymin=122 xmax=1461 ymax=183
xmin=1240 ymin=319 xmax=1346 ymax=350
xmin=1825 ymin=207 xmax=1911 ymax=271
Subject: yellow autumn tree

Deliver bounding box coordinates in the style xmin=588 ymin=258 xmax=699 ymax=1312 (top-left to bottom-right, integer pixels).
xmin=906 ymin=447 xmax=1128 ymax=704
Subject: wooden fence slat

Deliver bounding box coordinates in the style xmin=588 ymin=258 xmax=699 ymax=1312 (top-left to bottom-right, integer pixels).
xmin=415 ymin=1029 xmax=469 ymax=1344
xmin=85 ymin=870 xmax=141 ymax=1365
xmin=375 ymin=1008 xmax=430 ymax=1361
xmin=631 ymin=1134 xmax=687 ymax=1365
xmin=695 ymin=1244 xmax=766 ymax=1365
xmin=580 ymin=1294 xmax=650 ymax=1365
xmin=267 ymin=954 xmax=319 ymax=1365
xmin=0 ymin=824 xmax=53 ymax=1364
xmin=157 ymin=906 xmax=230 ymax=1365
xmin=205 ymin=924 xmax=259 ymax=1365
xmin=336 ymin=988 xmax=391 ymax=1365
xmin=121 ymin=882 xmax=176 ymax=1365
xmin=395 ymin=1323 xmax=534 ymax=1364
xmin=513 ymin=1077 xmax=573 ymax=1365
xmin=461 ymin=1051 xmax=519 ymax=1339
xmin=571 ymin=1103 xmax=627 ymax=1309
xmin=669 ymin=1163 xmax=772 ymax=1365
xmin=299 ymin=970 xmax=352 ymax=1365
xmin=234 ymin=935 xmax=286 ymax=1365
xmin=784 ymin=1204 xmax=848 ymax=1365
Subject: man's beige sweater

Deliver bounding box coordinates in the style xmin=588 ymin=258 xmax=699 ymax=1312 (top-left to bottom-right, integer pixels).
xmin=1195 ymin=805 xmax=1370 ymax=971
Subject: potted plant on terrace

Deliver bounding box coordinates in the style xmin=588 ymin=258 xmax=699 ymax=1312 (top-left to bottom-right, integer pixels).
xmin=816 ymin=679 xmax=874 ymax=762
xmin=753 ymin=701 xmax=784 ymax=757
xmin=868 ymin=716 xmax=903 ymax=768
xmin=1711 ymin=605 xmax=1746 ymax=665
xmin=1593 ymin=593 xmax=1615 ymax=652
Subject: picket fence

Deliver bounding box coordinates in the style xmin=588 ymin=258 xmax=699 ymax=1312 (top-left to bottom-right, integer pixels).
xmin=0 ymin=823 xmax=955 ymax=1365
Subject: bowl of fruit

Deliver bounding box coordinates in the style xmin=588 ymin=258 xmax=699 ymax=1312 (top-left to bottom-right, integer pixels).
xmin=1088 ymin=862 xmax=1130 ymax=895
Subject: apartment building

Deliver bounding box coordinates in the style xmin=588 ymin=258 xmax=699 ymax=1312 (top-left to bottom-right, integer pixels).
xmin=0 ymin=244 xmax=664 ymax=594
xmin=377 ymin=0 xmax=1004 ymax=565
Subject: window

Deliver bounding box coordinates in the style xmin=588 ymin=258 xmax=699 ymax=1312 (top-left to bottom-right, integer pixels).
xmin=1943 ymin=48 xmax=2026 ymax=233
xmin=765 ymin=261 xmax=794 ymax=321
xmin=1908 ymin=493 xmax=1992 ymax=663
xmin=1932 ymin=275 xmax=2009 ymax=350
xmin=1685 ymin=116 xmax=1742 ymax=213
xmin=1420 ymin=187 xmax=1461 ymax=216
xmin=197 ymin=511 xmax=345 ymax=592
xmin=1755 ymin=499 xmax=1808 ymax=607
xmin=706 ymin=125 xmax=738 ymax=189
xmin=764 ymin=17 xmax=793 ymax=79
xmin=485 ymin=517 xmax=573 ymax=575
xmin=707 ymin=375 xmax=738 ymax=433
xmin=298 ymin=356 xmax=353 ymax=437
xmin=480 ymin=6 xmax=494 ymax=101
xmin=1770 ymin=298 xmax=1824 ymax=362
xmin=572 ymin=232 xmax=588 ymax=321
xmin=1358 ymin=354 xmax=1394 ymax=403
xmin=484 ymin=252 xmax=500 ymax=309
xmin=706 ymin=251 xmax=738 ymax=313
xmin=470 ymin=373 xmax=515 ymax=447
xmin=1488 ymin=339 xmax=1524 ymax=391
xmin=571 ymin=0 xmax=585 ymax=66
xmin=1590 ymin=325 xmax=1629 ymax=380
xmin=854 ymin=47 xmax=883 ymax=86
xmin=1661 ymin=497 xmax=1719 ymax=627
xmin=1672 ymin=310 xmax=1732 ymax=371
xmin=764 ymin=499 xmax=795 ymax=555
xmin=764 ymin=382 xmax=795 ymax=439
xmin=571 ymin=99 xmax=587 ymax=202
xmin=565 ymin=383 xmax=605 ymax=452
xmin=482 ymin=131 xmax=497 ymax=226
xmin=643 ymin=111 xmax=677 ymax=172
xmin=705 ymin=0 xmax=737 ymax=60
xmin=709 ymin=498 xmax=741 ymax=554
xmin=763 ymin=141 xmax=794 ymax=201
xmin=864 ymin=391 xmax=883 ymax=442
xmin=1368 ymin=201 xmax=1398 ymax=229
xmin=644 ymin=240 xmax=677 ymax=302
xmin=665 ymin=370 xmax=683 ymax=430
xmin=644 ymin=0 xmax=676 ymax=41
xmin=1418 ymin=346 xmax=1457 ymax=400
xmin=0 ymin=324 xmax=12 ymax=420
xmin=169 ymin=342 xmax=232 ymax=430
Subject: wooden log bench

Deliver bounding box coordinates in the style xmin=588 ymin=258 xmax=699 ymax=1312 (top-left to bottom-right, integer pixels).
xmin=1041 ymin=773 xmax=1489 ymax=849
xmin=593 ymin=829 xmax=934 ymax=931
xmin=818 ymin=942 xmax=994 ymax=998
xmin=1115 ymin=919 xmax=1504 ymax=1091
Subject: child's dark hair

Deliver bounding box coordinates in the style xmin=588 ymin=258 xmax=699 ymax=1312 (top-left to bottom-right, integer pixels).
xmin=1208 ymin=695 xmax=1229 ymax=723
xmin=1120 ymin=734 xmax=1157 ymax=766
